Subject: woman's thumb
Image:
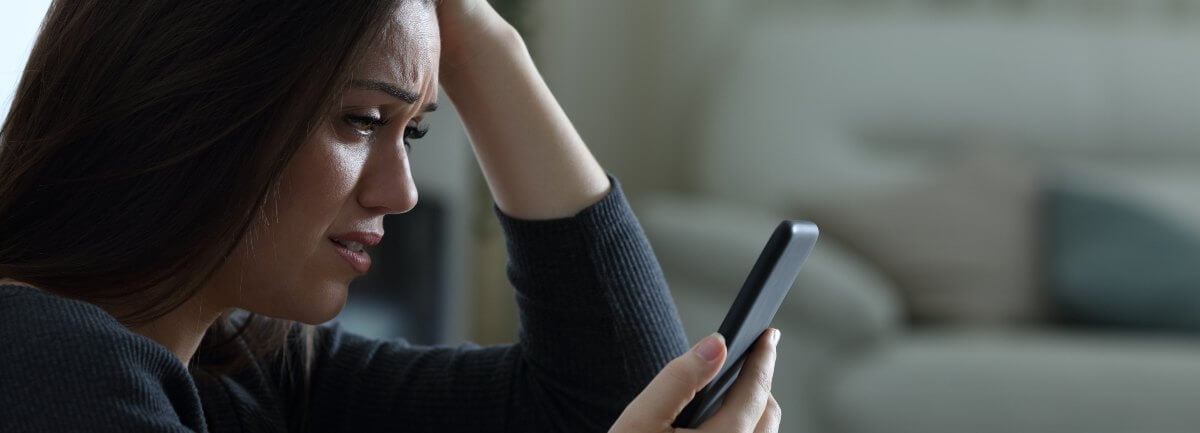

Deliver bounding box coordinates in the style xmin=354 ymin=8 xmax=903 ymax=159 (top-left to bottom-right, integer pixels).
xmin=609 ymin=333 xmax=726 ymax=432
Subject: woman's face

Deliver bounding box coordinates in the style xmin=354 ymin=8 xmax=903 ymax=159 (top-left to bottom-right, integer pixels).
xmin=207 ymin=2 xmax=441 ymax=324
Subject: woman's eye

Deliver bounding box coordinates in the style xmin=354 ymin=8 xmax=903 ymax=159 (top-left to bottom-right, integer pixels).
xmin=403 ymin=123 xmax=429 ymax=150
xmin=344 ymin=114 xmax=388 ymax=136
xmin=343 ymin=113 xmax=428 ymax=151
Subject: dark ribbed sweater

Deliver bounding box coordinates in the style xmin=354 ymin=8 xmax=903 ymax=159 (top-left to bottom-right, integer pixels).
xmin=0 ymin=177 xmax=690 ymax=432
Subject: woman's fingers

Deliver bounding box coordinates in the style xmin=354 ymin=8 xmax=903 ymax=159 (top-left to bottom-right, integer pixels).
xmin=699 ymin=328 xmax=779 ymax=432
xmin=752 ymin=394 xmax=781 ymax=433
xmin=608 ymin=334 xmax=727 ymax=433
xmin=610 ymin=330 xmax=782 ymax=433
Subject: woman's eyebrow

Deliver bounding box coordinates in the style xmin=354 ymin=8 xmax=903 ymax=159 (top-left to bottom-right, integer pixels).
xmin=349 ymin=79 xmax=438 ymax=112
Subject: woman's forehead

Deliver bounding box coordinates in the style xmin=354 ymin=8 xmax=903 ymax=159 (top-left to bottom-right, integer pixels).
xmin=357 ymin=2 xmax=440 ymax=95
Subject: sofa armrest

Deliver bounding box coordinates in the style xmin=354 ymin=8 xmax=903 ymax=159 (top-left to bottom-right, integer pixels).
xmin=639 ymin=193 xmax=904 ymax=348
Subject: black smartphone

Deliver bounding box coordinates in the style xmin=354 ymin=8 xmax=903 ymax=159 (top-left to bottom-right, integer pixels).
xmin=672 ymin=220 xmax=818 ymax=429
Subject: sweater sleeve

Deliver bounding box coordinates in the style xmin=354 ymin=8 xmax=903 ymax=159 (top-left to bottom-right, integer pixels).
xmin=0 ymin=285 xmax=207 ymax=433
xmin=304 ymin=175 xmax=690 ymax=433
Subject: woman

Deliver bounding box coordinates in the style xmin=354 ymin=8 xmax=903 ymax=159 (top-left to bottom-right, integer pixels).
xmin=0 ymin=0 xmax=780 ymax=432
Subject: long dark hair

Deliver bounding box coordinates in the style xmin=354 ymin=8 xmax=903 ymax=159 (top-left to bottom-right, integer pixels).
xmin=0 ymin=0 xmax=406 ymax=425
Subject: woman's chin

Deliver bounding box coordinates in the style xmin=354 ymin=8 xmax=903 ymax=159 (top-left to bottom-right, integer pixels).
xmin=270 ymin=280 xmax=350 ymax=325
xmin=312 ymin=282 xmax=352 ymax=324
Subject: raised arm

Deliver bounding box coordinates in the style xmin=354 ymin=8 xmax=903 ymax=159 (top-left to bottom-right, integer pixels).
xmin=437 ymin=0 xmax=610 ymax=220
xmin=303 ymin=179 xmax=690 ymax=432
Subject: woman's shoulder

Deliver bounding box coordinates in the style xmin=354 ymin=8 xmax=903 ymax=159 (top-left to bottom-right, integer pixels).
xmin=3 ymin=282 xmax=110 ymax=318
xmin=0 ymin=284 xmax=205 ymax=431
xmin=1 ymin=283 xmax=144 ymax=348
xmin=0 ymin=283 xmax=188 ymax=374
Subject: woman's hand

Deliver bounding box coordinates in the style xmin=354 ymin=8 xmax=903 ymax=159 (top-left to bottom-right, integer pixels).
xmin=611 ymin=330 xmax=782 ymax=433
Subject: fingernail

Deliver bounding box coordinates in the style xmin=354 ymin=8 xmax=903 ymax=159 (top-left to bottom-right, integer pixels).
xmin=770 ymin=329 xmax=781 ymax=346
xmin=692 ymin=333 xmax=724 ymax=363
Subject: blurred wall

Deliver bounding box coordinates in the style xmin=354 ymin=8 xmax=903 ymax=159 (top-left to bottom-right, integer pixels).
xmin=528 ymin=0 xmax=747 ymax=198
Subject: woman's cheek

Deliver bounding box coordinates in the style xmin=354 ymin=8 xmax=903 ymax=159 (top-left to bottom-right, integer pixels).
xmin=275 ymin=136 xmax=366 ymax=235
xmin=325 ymin=144 xmax=368 ymax=199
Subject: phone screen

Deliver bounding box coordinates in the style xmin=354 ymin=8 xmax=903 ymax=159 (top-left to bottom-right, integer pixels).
xmin=672 ymin=220 xmax=818 ymax=428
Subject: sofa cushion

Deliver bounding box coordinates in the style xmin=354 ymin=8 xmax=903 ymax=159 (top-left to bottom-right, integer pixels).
xmin=1045 ymin=182 xmax=1200 ymax=331
xmin=795 ymin=150 xmax=1048 ymax=326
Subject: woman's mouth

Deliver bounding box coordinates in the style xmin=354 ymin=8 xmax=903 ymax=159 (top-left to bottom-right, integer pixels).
xmin=330 ymin=238 xmax=371 ymax=273
xmin=332 ymin=238 xmax=365 ymax=252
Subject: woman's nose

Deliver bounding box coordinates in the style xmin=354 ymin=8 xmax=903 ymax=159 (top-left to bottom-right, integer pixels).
xmin=356 ymin=138 xmax=418 ymax=215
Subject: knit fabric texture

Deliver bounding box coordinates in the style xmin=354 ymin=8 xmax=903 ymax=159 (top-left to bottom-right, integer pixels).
xmin=0 ymin=176 xmax=690 ymax=432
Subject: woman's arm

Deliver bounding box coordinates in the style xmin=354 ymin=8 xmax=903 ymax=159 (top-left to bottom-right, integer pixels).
xmin=302 ymin=180 xmax=690 ymax=432
xmin=437 ymin=4 xmax=609 ymax=220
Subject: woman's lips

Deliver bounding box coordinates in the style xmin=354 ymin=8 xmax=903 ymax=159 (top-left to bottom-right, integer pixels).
xmin=331 ymin=239 xmax=372 ymax=273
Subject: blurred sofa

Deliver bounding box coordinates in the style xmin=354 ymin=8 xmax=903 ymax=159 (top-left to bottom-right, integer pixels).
xmin=638 ymin=5 xmax=1200 ymax=433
